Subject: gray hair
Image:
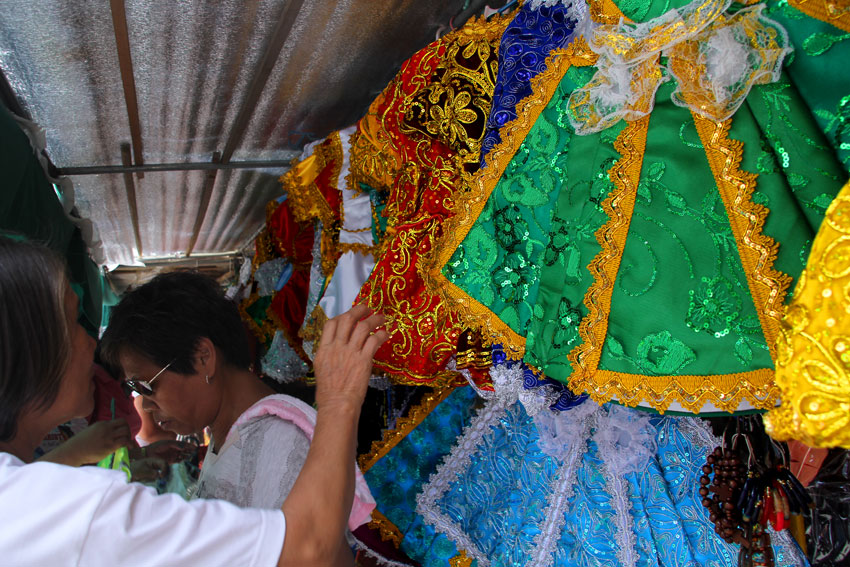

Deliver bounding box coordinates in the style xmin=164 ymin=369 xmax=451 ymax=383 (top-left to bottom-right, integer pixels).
xmin=0 ymin=235 xmax=71 ymax=442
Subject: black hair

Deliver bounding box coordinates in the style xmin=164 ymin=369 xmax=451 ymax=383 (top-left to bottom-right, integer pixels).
xmin=100 ymin=270 xmax=251 ymax=377
xmin=0 ymin=236 xmax=70 ymax=442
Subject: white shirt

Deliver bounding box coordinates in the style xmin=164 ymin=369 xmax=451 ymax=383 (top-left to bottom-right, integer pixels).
xmin=0 ymin=451 xmax=285 ymax=567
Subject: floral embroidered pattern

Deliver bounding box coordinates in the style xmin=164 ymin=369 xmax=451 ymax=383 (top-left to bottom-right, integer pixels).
xmin=766 ymin=180 xmax=850 ymax=448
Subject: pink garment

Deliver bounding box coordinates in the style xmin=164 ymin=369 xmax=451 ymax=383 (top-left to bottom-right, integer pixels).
xmin=230 ymin=394 xmax=376 ymax=530
xmin=89 ymin=363 xmax=142 ymax=439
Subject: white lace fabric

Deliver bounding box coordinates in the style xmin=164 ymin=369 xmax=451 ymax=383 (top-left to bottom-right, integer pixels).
xmin=567 ymin=0 xmax=792 ymax=134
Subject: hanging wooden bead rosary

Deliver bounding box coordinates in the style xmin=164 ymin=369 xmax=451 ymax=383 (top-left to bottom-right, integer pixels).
xmin=700 ymin=432 xmax=811 ymax=567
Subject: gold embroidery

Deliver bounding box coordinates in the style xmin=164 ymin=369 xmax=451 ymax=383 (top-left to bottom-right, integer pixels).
xmin=366 ymin=509 xmax=403 ymax=547
xmin=425 ymin=44 xmax=591 ymax=357
xmin=567 ymin=115 xmax=651 ymax=399
xmin=337 ymin=241 xmax=376 ymax=257
xmin=358 ymin=385 xmax=457 ymax=472
xmin=765 ymin=180 xmax=850 ymax=448
xmin=588 ymin=0 xmax=629 ymax=24
xmin=788 ymin=0 xmax=850 ymax=33
xmin=595 ymin=369 xmax=778 ymax=413
xmin=449 ymin=551 xmax=475 ymax=567
xmin=590 ymin=0 xmax=727 ymax=61
xmin=692 ymin=113 xmax=791 ymax=365
xmin=298 ymin=304 xmax=328 ymax=344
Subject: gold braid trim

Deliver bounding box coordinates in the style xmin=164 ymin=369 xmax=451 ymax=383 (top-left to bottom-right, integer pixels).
xmin=358 ymin=385 xmax=457 ymax=472
xmin=594 ymin=369 xmax=778 ymax=413
xmin=424 ymin=43 xmax=591 ymax=358
xmin=373 ymin=360 xmax=466 ymax=387
xmin=692 ymin=113 xmax=791 ymax=365
xmin=365 ymin=509 xmax=403 ymax=548
xmin=338 ymin=241 xmax=377 ymax=257
xmin=568 ymin=116 xmax=650 ymax=395
xmin=788 ymin=0 xmax=850 ymax=33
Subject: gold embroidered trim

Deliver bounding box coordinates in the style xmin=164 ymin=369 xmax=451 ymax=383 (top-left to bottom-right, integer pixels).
xmin=298 ymin=304 xmax=328 ymax=343
xmin=338 ymin=241 xmax=377 ymax=257
xmin=373 ymin=359 xmax=465 ymax=387
xmin=588 ymin=0 xmax=628 ymax=24
xmin=425 ymin=44 xmax=589 ymax=357
xmin=692 ymin=113 xmax=791 ymax=367
xmin=366 ymin=509 xmax=403 ymax=547
xmin=788 ymin=0 xmax=850 ymax=33
xmin=449 ymin=551 xmax=475 ymax=567
xmin=358 ymin=385 xmax=457 ymax=472
xmin=595 ymin=369 xmax=778 ymax=413
xmin=568 ymin=116 xmax=650 ymax=389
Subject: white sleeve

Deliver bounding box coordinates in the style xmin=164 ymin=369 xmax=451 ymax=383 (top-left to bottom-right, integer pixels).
xmin=80 ymin=479 xmax=286 ymax=567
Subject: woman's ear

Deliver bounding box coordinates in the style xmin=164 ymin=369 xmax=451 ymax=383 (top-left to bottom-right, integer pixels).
xmin=194 ymin=337 xmax=218 ymax=377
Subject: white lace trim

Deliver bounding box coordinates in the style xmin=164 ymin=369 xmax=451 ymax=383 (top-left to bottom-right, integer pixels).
xmin=593 ymin=406 xmax=658 ymax=567
xmin=416 ymin=398 xmax=508 ymax=567
xmin=530 ymin=404 xmax=599 ymax=566
xmin=568 ymin=0 xmax=790 ymax=133
xmin=676 ymin=415 xmax=720 ymax=454
xmin=666 ymin=5 xmax=792 ymax=122
xmin=533 ymin=399 xmax=600 ymax=463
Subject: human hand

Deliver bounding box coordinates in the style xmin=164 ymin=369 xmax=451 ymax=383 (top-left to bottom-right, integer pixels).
xmin=40 ymin=419 xmax=132 ymax=466
xmin=313 ymin=304 xmax=389 ymax=414
xmin=141 ymin=439 xmax=196 ymax=464
xmin=129 ymin=457 xmax=169 ymax=482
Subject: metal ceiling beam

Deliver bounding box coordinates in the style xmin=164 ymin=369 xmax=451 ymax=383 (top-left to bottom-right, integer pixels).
xmin=120 ymin=143 xmax=144 ymax=257
xmin=184 ymin=151 xmax=221 ymax=258
xmin=219 ymin=0 xmax=306 ymax=164
xmin=109 ymin=0 xmax=145 ymax=177
xmin=57 ymin=159 xmax=295 ymax=176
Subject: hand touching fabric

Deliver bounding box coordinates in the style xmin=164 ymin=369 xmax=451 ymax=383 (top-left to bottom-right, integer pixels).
xmin=38 ymin=419 xmax=132 ymax=466
xmin=313 ymin=304 xmax=388 ymax=414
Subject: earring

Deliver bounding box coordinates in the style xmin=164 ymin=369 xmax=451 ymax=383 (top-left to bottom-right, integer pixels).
xmin=205 ymin=374 xmax=211 ymax=384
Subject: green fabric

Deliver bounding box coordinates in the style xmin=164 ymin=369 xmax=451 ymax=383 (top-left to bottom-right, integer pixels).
xmin=0 ymin=105 xmax=110 ymax=332
xmin=441 ymin=5 xmax=848 ymax=389
xmin=616 ymin=0 xmax=677 ymax=23
xmin=443 ymin=71 xmax=592 ymax=336
xmin=600 ymin=81 xmax=773 ymax=376
xmin=766 ymin=0 xmax=850 ymax=174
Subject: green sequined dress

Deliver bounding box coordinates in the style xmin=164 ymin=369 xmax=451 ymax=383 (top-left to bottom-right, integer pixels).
xmin=430 ymin=0 xmax=850 ymax=414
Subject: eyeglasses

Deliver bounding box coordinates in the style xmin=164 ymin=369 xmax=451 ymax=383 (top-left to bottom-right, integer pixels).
xmin=122 ymin=359 xmax=176 ymax=397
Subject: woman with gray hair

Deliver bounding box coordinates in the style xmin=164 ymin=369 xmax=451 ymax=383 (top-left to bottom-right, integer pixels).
xmin=0 ymin=235 xmax=388 ymax=566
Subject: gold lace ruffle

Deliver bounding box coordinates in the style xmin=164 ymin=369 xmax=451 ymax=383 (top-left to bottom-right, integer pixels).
xmin=765 ymin=180 xmax=850 ymax=448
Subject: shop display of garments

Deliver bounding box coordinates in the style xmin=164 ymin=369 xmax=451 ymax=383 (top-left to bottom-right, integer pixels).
xmin=350 ymin=15 xmax=511 ymax=386
xmin=416 ymin=394 xmax=808 ymax=567
xmin=429 ymin=0 xmax=849 ymax=414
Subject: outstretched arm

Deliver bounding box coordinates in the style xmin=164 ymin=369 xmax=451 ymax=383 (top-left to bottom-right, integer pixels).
xmin=278 ymin=304 xmax=388 ymax=567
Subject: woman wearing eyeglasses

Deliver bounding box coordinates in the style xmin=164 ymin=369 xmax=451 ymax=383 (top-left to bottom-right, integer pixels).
xmin=99 ymin=270 xmax=376 ymax=559
xmin=0 ymin=235 xmax=387 ymax=566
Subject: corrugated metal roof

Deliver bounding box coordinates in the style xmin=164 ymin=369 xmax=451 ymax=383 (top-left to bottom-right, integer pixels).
xmin=0 ymin=0 xmax=484 ymax=278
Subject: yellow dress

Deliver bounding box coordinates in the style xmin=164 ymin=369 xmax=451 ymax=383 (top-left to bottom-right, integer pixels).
xmin=766 ymin=178 xmax=850 ymax=448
